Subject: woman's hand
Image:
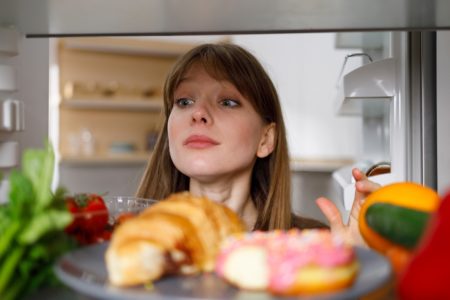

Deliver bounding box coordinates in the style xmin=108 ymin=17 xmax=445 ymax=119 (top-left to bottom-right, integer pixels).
xmin=316 ymin=168 xmax=381 ymax=246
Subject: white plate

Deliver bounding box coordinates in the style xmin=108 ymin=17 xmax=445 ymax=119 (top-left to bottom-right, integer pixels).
xmin=55 ymin=242 xmax=392 ymax=300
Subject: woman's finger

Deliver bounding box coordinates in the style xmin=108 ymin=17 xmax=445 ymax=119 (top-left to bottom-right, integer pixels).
xmin=352 ymin=167 xmax=382 ymax=194
xmin=356 ymin=179 xmax=381 ymax=194
xmin=316 ymin=197 xmax=344 ymax=230
xmin=352 ymin=168 xmax=366 ymax=181
xmin=316 ymin=197 xmax=367 ymax=246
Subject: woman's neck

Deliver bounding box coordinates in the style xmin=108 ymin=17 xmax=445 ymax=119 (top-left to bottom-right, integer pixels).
xmin=189 ymin=173 xmax=257 ymax=230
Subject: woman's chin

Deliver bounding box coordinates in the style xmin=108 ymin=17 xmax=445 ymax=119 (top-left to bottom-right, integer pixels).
xmin=179 ymin=164 xmax=218 ymax=178
xmin=176 ymin=158 xmax=254 ymax=183
xmin=185 ymin=171 xmax=222 ymax=183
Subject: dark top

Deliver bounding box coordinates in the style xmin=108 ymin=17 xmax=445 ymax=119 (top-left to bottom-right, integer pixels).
xmin=291 ymin=213 xmax=330 ymax=230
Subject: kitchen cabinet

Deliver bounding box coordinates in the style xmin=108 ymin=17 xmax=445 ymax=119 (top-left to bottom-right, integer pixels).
xmin=57 ymin=37 xmax=197 ymax=165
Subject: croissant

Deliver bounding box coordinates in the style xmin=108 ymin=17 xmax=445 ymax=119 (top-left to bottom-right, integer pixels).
xmin=105 ymin=192 xmax=246 ymax=286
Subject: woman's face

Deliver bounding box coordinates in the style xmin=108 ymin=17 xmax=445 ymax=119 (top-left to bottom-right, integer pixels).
xmin=168 ymin=64 xmax=274 ymax=182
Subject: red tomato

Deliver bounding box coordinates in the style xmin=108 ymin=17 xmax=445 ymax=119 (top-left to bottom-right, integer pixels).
xmin=81 ymin=194 xmax=109 ymax=235
xmin=64 ymin=193 xmax=110 ymax=245
xmin=102 ymin=230 xmax=112 ymax=240
xmin=65 ymin=197 xmax=80 ymax=234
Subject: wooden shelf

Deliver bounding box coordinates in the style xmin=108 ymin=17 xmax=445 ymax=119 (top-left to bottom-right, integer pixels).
xmin=60 ymin=152 xmax=151 ymax=166
xmin=61 ymin=98 xmax=163 ymax=111
xmin=61 ymin=37 xmax=198 ymax=57
xmin=58 ymin=37 xmax=174 ymax=168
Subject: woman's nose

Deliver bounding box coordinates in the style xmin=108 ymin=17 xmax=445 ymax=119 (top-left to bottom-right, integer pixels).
xmin=191 ymin=103 xmax=211 ymax=125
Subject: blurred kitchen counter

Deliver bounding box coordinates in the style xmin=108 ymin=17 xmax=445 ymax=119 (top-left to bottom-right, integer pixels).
xmin=290 ymin=158 xmax=354 ymax=172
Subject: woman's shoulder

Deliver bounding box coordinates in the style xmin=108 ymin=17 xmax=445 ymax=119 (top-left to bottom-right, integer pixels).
xmin=291 ymin=213 xmax=329 ymax=230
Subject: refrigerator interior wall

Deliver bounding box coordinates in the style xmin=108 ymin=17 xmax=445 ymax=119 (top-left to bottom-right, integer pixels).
xmin=0 ymin=30 xmax=50 ymax=203
xmin=437 ymin=31 xmax=450 ymax=194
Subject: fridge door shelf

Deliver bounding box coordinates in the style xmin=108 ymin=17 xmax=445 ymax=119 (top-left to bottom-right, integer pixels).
xmin=0 ymin=99 xmax=25 ymax=131
xmin=0 ymin=27 xmax=19 ymax=56
xmin=336 ymin=58 xmax=396 ymax=117
xmin=0 ymin=65 xmax=17 ymax=92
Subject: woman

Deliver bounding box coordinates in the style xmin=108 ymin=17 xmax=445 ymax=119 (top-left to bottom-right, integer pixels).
xmin=136 ymin=43 xmax=378 ymax=244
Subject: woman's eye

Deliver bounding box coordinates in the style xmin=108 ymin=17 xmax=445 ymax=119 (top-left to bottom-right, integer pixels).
xmin=175 ymin=98 xmax=194 ymax=107
xmin=220 ymin=99 xmax=240 ymax=107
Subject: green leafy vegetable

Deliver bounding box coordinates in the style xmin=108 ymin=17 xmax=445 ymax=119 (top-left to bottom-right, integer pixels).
xmin=0 ymin=221 xmax=21 ymax=261
xmin=8 ymin=170 xmax=33 ymax=218
xmin=19 ymin=210 xmax=73 ymax=244
xmin=0 ymin=141 xmax=74 ymax=299
xmin=0 ymin=247 xmax=26 ymax=293
xmin=22 ymin=142 xmax=55 ymax=212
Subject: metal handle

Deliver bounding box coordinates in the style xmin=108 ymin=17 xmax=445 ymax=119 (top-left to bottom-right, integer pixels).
xmin=336 ymin=53 xmax=373 ymax=89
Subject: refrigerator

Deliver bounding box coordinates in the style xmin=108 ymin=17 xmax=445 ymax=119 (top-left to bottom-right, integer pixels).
xmin=0 ymin=0 xmax=448 ymax=206
xmin=332 ymin=32 xmax=436 ymax=219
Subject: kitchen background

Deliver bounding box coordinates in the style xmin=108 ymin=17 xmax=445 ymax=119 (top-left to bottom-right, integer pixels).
xmin=52 ymin=33 xmax=372 ymax=224
xmin=1 ymin=31 xmax=450 ymax=224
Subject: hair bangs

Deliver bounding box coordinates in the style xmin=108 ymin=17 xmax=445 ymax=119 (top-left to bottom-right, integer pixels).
xmin=164 ymin=44 xmax=261 ymax=114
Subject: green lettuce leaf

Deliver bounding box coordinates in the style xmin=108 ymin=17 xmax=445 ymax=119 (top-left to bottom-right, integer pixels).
xmin=8 ymin=170 xmax=34 ymax=219
xmin=18 ymin=209 xmax=72 ymax=245
xmin=22 ymin=142 xmax=55 ymax=212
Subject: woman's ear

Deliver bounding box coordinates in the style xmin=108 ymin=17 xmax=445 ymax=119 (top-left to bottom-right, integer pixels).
xmin=257 ymin=123 xmax=276 ymax=158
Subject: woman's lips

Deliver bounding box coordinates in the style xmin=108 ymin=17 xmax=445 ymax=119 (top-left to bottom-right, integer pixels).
xmin=183 ymin=135 xmax=219 ymax=149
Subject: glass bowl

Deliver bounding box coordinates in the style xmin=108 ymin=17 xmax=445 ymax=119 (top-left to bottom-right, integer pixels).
xmin=105 ymin=196 xmax=156 ymax=224
xmin=65 ymin=195 xmax=156 ymax=245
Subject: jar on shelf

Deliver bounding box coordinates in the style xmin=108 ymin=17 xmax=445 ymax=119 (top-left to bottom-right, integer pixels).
xmin=80 ymin=128 xmax=95 ymax=156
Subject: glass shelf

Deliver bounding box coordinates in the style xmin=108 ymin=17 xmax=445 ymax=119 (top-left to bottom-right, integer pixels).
xmin=2 ymin=0 xmax=450 ymax=37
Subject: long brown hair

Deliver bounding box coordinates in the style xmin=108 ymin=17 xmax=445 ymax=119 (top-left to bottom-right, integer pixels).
xmin=136 ymin=43 xmax=291 ymax=230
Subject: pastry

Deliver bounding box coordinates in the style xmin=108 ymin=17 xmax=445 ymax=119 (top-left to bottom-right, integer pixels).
xmin=105 ymin=192 xmax=246 ymax=286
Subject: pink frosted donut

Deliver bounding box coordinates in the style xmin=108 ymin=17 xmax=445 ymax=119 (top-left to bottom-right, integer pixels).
xmin=215 ymin=229 xmax=359 ymax=295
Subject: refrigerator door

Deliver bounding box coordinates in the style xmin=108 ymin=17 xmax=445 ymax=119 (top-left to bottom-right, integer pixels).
xmin=333 ymin=31 xmax=438 ymax=218
xmin=409 ymin=32 xmax=437 ymax=190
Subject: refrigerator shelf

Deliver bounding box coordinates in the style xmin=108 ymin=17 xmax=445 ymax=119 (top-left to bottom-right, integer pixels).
xmin=336 ymin=58 xmax=396 ymax=117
